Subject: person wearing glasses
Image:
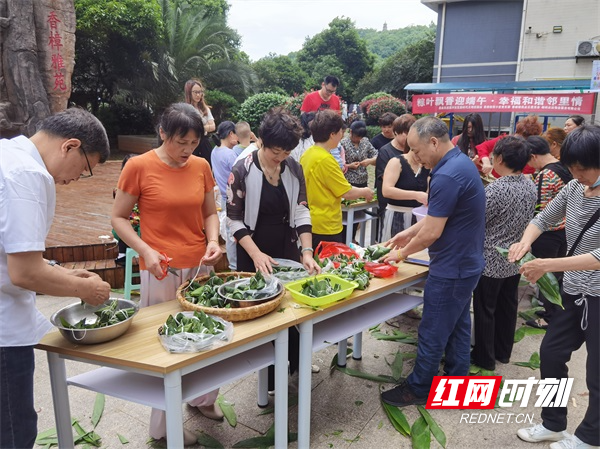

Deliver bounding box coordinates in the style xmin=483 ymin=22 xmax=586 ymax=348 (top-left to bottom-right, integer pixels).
xmin=184 ymin=78 xmax=216 ymax=166
xmin=300 ymin=75 xmax=341 ymax=113
xmin=112 ymin=103 xmax=223 ymax=445
xmin=1 ymin=108 xmax=111 ymax=449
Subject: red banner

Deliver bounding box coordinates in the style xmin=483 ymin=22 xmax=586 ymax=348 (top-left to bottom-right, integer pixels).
xmin=412 ymin=93 xmax=595 ymax=114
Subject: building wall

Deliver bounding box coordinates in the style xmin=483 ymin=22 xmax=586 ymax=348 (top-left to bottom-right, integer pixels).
xmin=423 ymin=0 xmax=600 ymax=126
xmin=432 ymin=0 xmax=523 ymax=82
xmin=519 ymin=0 xmax=600 ymax=81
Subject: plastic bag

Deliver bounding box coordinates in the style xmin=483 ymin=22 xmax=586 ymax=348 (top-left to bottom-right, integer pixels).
xmin=364 ymin=261 xmax=398 ymax=278
xmin=315 ymin=241 xmax=360 ymax=260
xmin=158 ymin=312 xmax=234 ymax=353
xmin=219 ymin=272 xmax=282 ymax=300
xmin=271 ymin=258 xmax=309 ymax=283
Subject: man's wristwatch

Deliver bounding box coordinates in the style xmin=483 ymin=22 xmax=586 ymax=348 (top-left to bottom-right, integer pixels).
xmin=47 ymin=260 xmax=60 ymax=267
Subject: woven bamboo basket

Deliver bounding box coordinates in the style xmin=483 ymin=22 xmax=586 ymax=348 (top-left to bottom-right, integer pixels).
xmin=176 ymin=272 xmax=283 ymax=322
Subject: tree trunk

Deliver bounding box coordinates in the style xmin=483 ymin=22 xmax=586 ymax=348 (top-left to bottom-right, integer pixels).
xmin=0 ymin=0 xmax=74 ymax=137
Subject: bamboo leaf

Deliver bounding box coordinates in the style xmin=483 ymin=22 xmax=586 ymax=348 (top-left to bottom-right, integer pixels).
xmin=390 ymin=352 xmax=404 ymax=382
xmin=411 ymin=416 xmax=431 ymax=449
xmin=514 ymin=352 xmax=541 ymax=370
xmin=197 ymin=431 xmax=224 ymax=448
xmin=518 ymin=307 xmax=545 ymax=321
xmin=258 ymin=395 xmax=298 ymax=415
xmin=417 ymin=405 xmax=447 ymax=448
xmin=329 ymin=349 xmax=353 ymax=371
xmin=371 ymin=331 xmax=418 ymax=344
xmin=117 ymin=433 xmax=129 ymax=444
xmin=216 ymin=395 xmax=237 ymax=427
xmin=469 ymin=364 xmax=481 ymax=374
xmin=514 ymin=326 xmax=546 ymax=343
xmin=91 ymin=393 xmax=105 ymax=428
xmin=381 ymin=401 xmax=411 ymax=436
xmin=35 ymin=427 xmax=58 ymax=446
xmin=335 ymin=365 xmax=396 ymax=383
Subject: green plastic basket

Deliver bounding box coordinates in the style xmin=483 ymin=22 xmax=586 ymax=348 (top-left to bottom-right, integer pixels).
xmin=284 ymin=274 xmax=359 ymax=307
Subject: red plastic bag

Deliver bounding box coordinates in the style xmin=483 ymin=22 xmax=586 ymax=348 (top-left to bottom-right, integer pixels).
xmin=364 ymin=261 xmax=398 ymax=278
xmin=315 ymin=241 xmax=359 ymax=260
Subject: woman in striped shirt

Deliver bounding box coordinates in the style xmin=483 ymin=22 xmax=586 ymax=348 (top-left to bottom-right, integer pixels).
xmin=511 ymin=125 xmax=600 ymax=449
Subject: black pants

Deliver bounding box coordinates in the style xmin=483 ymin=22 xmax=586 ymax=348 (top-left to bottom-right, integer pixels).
xmin=312 ymin=231 xmax=344 ymax=251
xmin=471 ymin=274 xmax=521 ymax=370
xmin=530 ymin=229 xmax=567 ymax=322
xmin=541 ymin=292 xmax=599 ymax=446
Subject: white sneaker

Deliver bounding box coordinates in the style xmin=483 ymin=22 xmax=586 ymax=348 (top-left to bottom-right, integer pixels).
xmin=550 ymin=435 xmax=600 ymax=449
xmin=517 ymin=423 xmax=570 ymax=443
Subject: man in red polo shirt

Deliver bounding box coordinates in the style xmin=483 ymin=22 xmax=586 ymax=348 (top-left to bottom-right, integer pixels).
xmin=301 ymin=75 xmax=341 ymax=113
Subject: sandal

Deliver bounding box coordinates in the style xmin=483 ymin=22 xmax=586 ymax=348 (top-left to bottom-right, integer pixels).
xmin=525 ymin=318 xmax=548 ymax=330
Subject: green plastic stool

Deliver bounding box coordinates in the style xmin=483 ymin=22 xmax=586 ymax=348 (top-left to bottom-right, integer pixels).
xmin=124 ymin=248 xmax=141 ymax=300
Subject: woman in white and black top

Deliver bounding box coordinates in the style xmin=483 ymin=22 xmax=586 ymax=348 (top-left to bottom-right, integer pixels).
xmin=471 ymin=136 xmax=537 ymax=372
xmin=511 ymin=125 xmax=600 ymax=449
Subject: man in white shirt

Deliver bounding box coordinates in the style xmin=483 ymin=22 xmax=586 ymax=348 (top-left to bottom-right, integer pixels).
xmin=0 ymin=108 xmax=111 ymax=449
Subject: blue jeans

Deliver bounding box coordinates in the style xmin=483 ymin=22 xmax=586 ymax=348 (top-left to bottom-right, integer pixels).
xmin=407 ymin=273 xmax=480 ymax=397
xmin=0 ymin=346 xmax=37 ymax=449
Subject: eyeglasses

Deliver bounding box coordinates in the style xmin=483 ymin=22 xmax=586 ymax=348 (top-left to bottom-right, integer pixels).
xmin=324 ymin=87 xmax=336 ymax=94
xmin=192 ymin=90 xmax=204 ymax=95
xmin=80 ymin=148 xmax=93 ymax=178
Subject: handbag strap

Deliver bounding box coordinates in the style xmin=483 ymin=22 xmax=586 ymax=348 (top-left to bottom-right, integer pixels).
xmin=567 ymin=208 xmax=600 ymax=257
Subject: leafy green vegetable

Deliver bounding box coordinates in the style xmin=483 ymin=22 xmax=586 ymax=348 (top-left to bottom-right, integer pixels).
xmin=496 ymin=247 xmax=563 ymax=309
xmin=59 ymin=301 xmax=135 ymax=330
xmin=159 ymin=311 xmax=225 ymax=336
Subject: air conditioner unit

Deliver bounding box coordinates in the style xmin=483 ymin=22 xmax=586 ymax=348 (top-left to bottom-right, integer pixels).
xmin=575 ymin=40 xmax=600 ymax=57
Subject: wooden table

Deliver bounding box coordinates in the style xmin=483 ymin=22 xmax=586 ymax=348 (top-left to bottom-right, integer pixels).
xmin=37 ymin=299 xmax=297 ymax=448
xmin=342 ymin=199 xmax=379 ymax=246
xmin=289 ymin=262 xmax=429 ymax=448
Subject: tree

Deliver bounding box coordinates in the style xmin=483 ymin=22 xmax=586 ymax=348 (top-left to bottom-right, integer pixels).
xmin=357 ymin=23 xmax=436 ymax=62
xmin=252 ymin=54 xmax=309 ymax=95
xmin=296 ymin=17 xmax=375 ymax=102
xmin=146 ymin=0 xmax=256 ymax=111
xmin=355 ymin=35 xmax=435 ymax=101
xmin=71 ymin=0 xmax=163 ymax=112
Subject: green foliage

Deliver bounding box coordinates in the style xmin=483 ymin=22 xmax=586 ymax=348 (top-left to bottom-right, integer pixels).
xmin=204 ymin=90 xmax=240 ymax=123
xmin=366 ymin=126 xmax=380 ymax=139
xmin=72 ymin=0 xmax=163 ymax=112
xmin=236 ymin=93 xmax=289 ymax=131
xmin=357 ymin=23 xmax=437 ymax=61
xmin=361 ymin=92 xmax=394 ymax=103
xmin=95 ymin=101 xmax=156 ymax=140
xmin=354 ymin=35 xmax=435 ymax=102
xmin=297 ymin=17 xmax=375 ymax=101
xmin=252 ymin=54 xmax=310 ymax=96
xmin=361 ymin=97 xmax=407 ymax=126
xmin=285 ymin=92 xmax=308 ymax=118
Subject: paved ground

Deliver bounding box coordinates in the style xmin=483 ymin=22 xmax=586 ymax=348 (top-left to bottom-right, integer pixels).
xmin=33 ymin=286 xmax=589 ymax=449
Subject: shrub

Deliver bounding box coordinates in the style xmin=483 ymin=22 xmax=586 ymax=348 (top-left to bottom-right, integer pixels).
xmin=366 ymin=125 xmax=380 ymax=140
xmin=360 ymin=92 xmax=393 ymax=103
xmin=361 ymin=96 xmax=407 ymax=126
xmin=204 ymin=90 xmax=240 ymax=123
xmin=285 ymin=92 xmax=308 ymax=117
xmin=236 ymin=92 xmax=289 ymax=131
xmin=95 ymin=101 xmax=156 ymax=140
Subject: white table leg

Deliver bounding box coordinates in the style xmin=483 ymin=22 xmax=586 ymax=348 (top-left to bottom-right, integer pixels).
xmin=274 ymin=329 xmax=289 ymax=449
xmin=164 ymin=371 xmax=184 ymax=449
xmin=345 ymin=209 xmax=355 ymax=245
xmin=370 ymin=206 xmax=378 ymax=244
xmin=337 ymin=339 xmax=348 ymax=367
xmin=47 ymin=352 xmax=74 ymax=449
xmin=352 ymin=332 xmax=363 ymax=360
xmin=297 ymin=321 xmax=313 ymax=449
xmin=257 ymin=367 xmax=268 ymax=408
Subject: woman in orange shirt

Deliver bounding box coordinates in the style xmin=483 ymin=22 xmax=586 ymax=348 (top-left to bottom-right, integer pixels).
xmin=112 ymin=103 xmax=223 ymax=445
